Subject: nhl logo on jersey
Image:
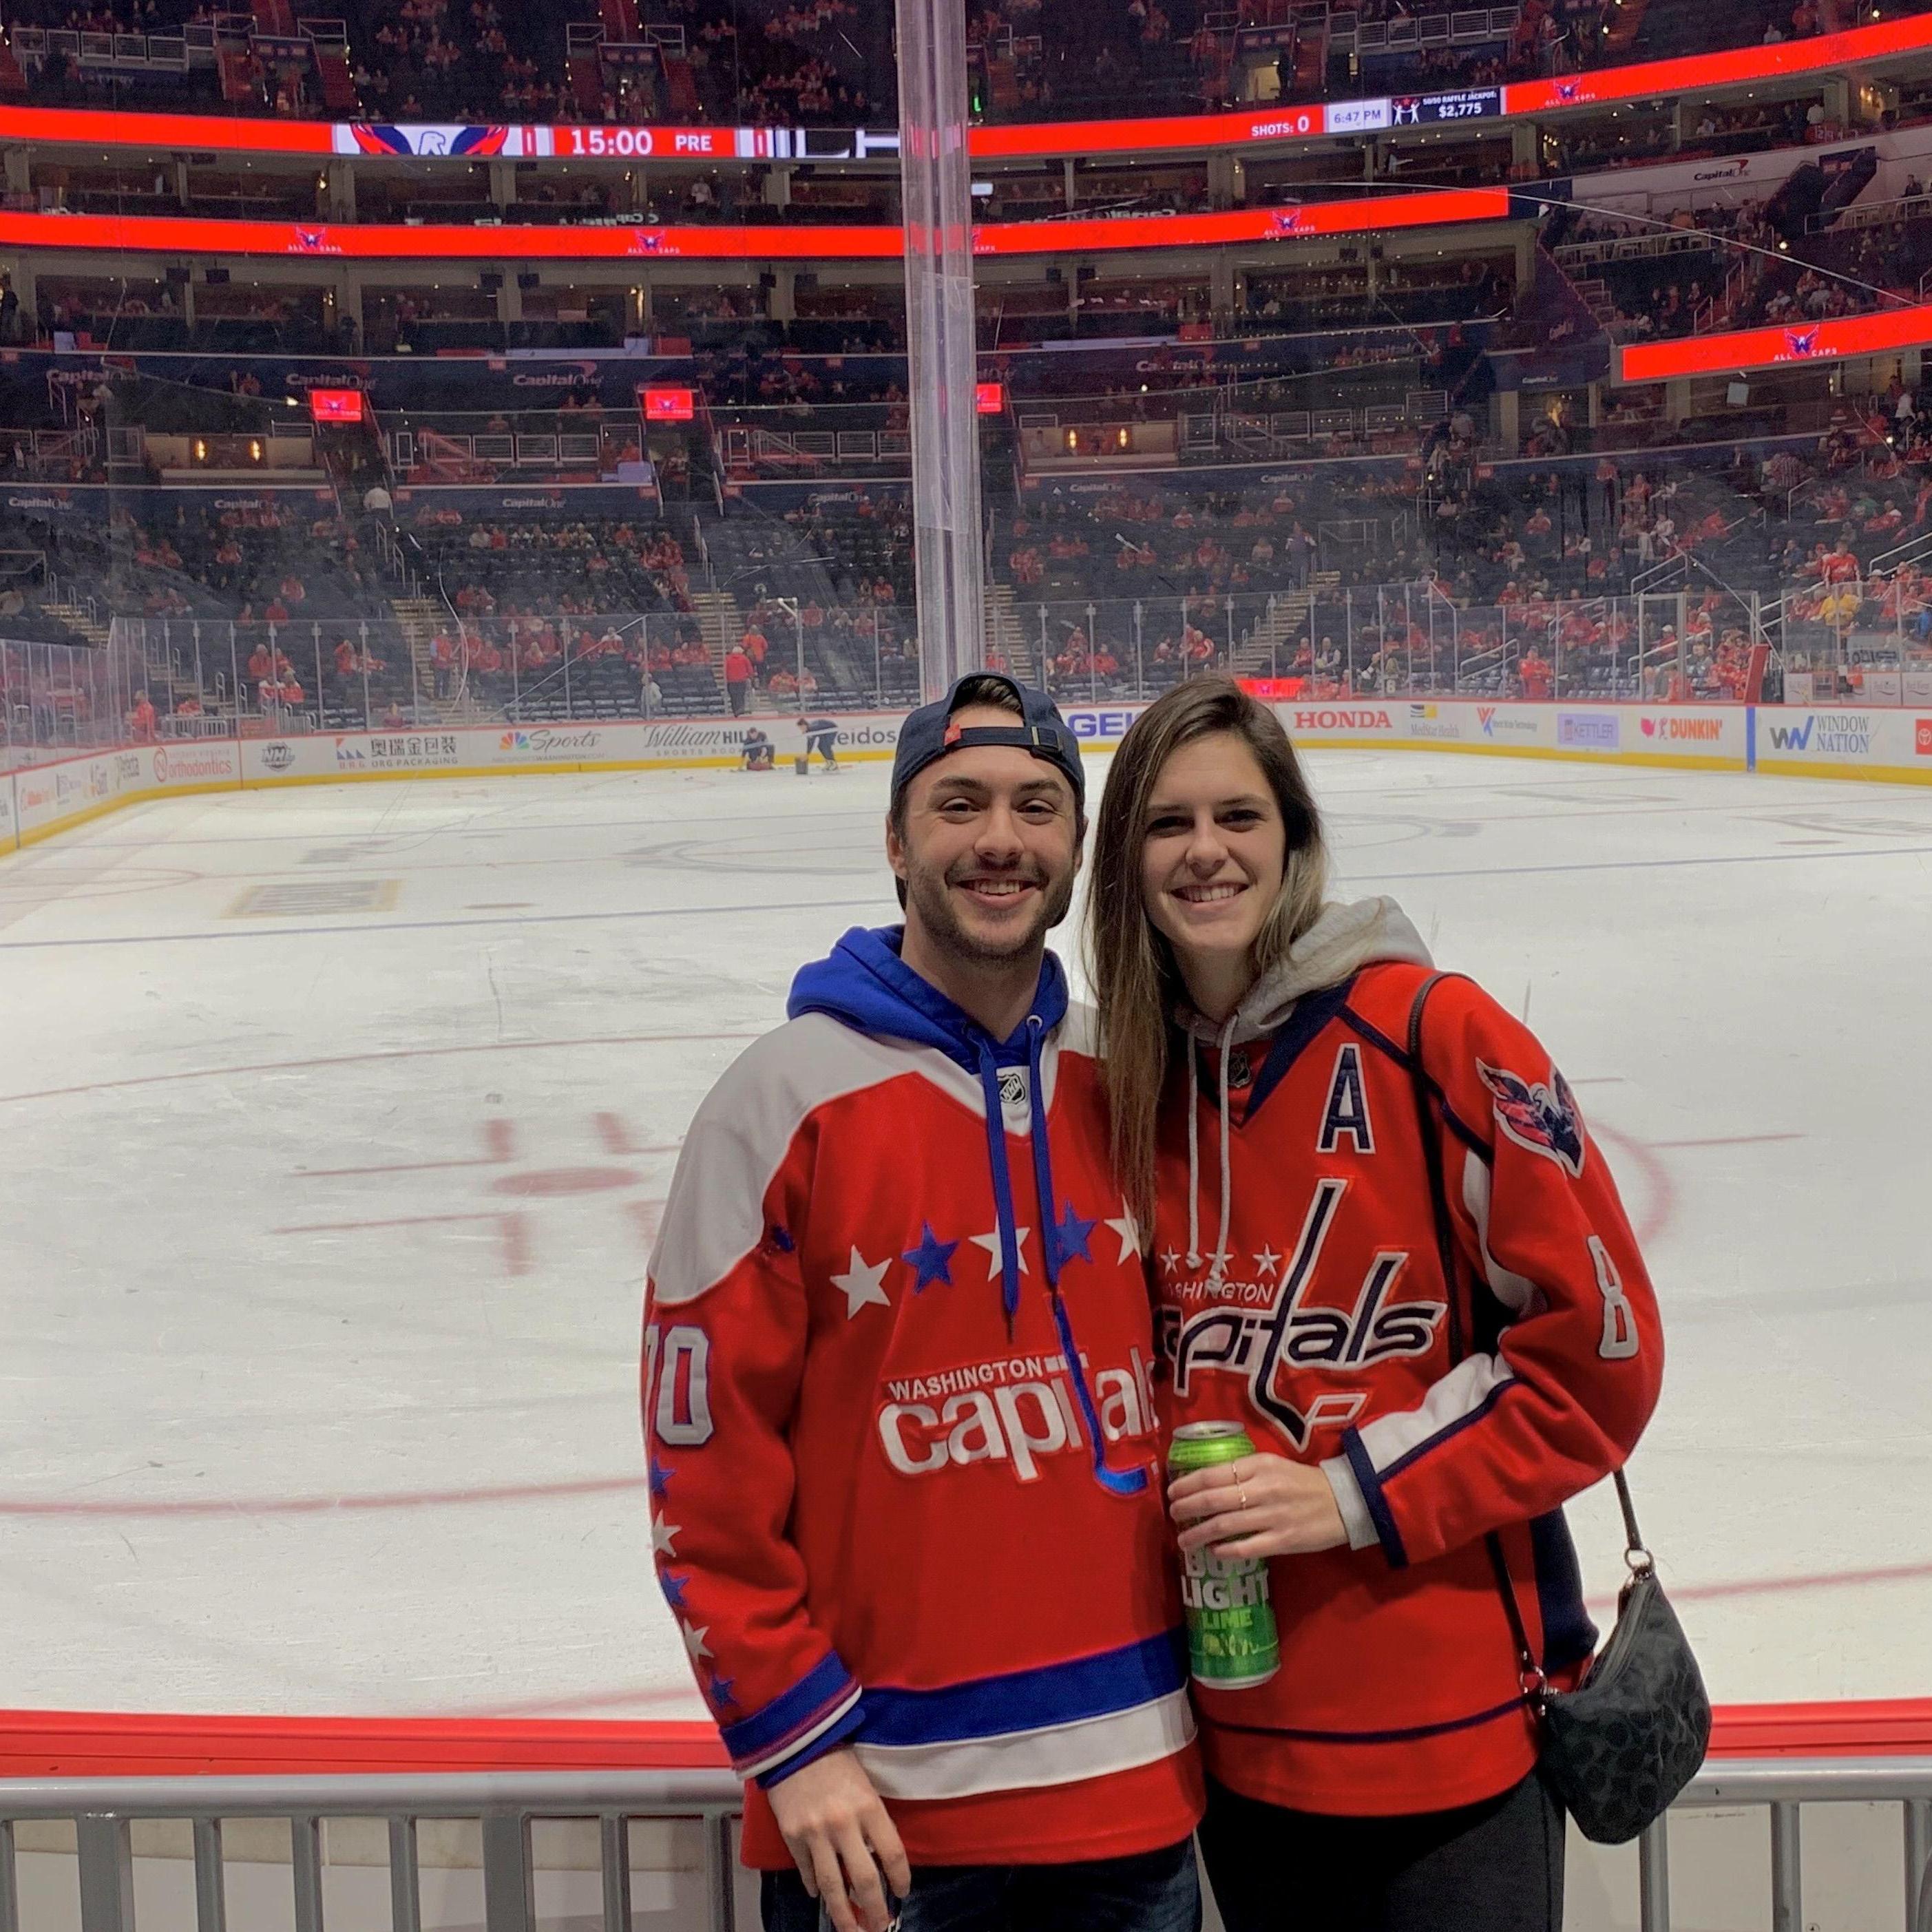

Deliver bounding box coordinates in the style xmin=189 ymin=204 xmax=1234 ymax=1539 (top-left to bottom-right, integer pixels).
xmin=998 ymin=1069 xmax=1029 ymax=1110
xmin=1477 ymin=1059 xmax=1585 ymax=1177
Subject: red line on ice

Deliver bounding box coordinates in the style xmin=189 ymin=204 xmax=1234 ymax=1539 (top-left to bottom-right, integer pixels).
xmin=0 ymin=1032 xmax=762 ymax=1108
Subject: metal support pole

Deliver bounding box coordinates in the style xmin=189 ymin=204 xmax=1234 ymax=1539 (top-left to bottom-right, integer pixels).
xmin=897 ymin=0 xmax=983 ymax=698
xmin=1637 ymin=1815 xmax=1670 ymax=1932
xmin=193 ymin=1817 xmax=227 ymax=1932
xmin=600 ymin=1814 xmax=632 ymax=1932
xmin=388 ymin=1816 xmax=422 ymax=1932
xmin=291 ymin=1814 xmax=325 ymax=1932
xmin=706 ymin=1812 xmax=737 ymax=1932
xmin=1134 ymin=600 xmax=1144 ymax=700
xmin=1906 ymin=1798 xmax=1932 ymax=1932
xmin=1770 ymin=1801 xmax=1802 ymax=1932
xmin=0 ymin=1820 xmax=19 ymax=1932
xmin=481 ymin=1810 xmax=532 ymax=1932
xmin=75 ymin=1816 xmax=136 ymax=1932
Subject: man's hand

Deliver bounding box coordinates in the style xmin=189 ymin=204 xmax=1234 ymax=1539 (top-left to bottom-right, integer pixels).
xmin=766 ymin=1746 xmax=910 ymax=1932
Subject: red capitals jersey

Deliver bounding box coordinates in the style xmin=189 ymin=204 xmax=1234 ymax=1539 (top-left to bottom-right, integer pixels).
xmin=644 ymin=927 xmax=1202 ymax=1870
xmin=1153 ymin=961 xmax=1662 ymax=1816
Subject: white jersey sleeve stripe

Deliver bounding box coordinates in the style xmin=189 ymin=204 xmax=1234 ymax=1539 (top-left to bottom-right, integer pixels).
xmin=1354 ymin=1351 xmax=1517 ymax=1482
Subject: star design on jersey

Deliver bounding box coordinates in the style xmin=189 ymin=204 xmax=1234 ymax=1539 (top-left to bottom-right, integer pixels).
xmin=1254 ymin=1245 xmax=1281 ymax=1277
xmin=1054 ymin=1201 xmax=1097 ymax=1266
xmin=1104 ymin=1206 xmax=1142 ymax=1263
xmin=968 ymin=1226 xmax=1030 ymax=1277
xmin=649 ymin=1459 xmax=675 ymax=1500
xmin=659 ymin=1571 xmax=691 ymax=1614
xmin=706 ymin=1672 xmax=738 ymax=1715
xmin=1159 ymin=1248 xmax=1182 ymax=1274
xmin=681 ymin=1620 xmax=714 ymax=1662
xmin=831 ymin=1246 xmax=892 ymax=1318
xmin=901 ymin=1222 xmax=958 ymax=1292
xmin=650 ymin=1516 xmax=682 ymax=1558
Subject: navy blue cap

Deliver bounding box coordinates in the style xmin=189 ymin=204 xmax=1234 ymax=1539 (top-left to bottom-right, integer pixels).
xmin=890 ymin=673 xmax=1085 ymax=816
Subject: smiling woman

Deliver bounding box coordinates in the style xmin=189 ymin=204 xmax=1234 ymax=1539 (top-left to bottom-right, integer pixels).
xmin=1083 ymin=675 xmax=1668 ymax=1932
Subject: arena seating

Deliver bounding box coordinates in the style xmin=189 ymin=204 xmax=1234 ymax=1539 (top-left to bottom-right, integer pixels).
xmin=3 ymin=0 xmax=1918 ymax=127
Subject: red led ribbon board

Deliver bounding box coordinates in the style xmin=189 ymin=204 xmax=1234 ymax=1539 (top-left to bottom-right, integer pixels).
xmin=1504 ymin=12 xmax=1932 ymax=117
xmin=0 ymin=191 xmax=1508 ymax=264
xmin=972 ymin=189 xmax=1508 ymax=257
xmin=976 ymin=381 xmax=1005 ymax=414
xmin=1619 ymin=304 xmax=1932 ymax=383
xmin=3 ymin=10 xmax=1929 ymax=167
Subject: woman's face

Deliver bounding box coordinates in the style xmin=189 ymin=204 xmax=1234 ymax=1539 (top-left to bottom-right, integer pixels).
xmin=1138 ymin=731 xmax=1287 ymax=983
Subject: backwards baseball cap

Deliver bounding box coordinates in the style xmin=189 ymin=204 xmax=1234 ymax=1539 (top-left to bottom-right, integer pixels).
xmin=890 ymin=673 xmax=1085 ymax=816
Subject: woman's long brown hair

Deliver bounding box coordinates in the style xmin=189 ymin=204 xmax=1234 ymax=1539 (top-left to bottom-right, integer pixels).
xmin=1085 ymin=677 xmax=1330 ymax=1231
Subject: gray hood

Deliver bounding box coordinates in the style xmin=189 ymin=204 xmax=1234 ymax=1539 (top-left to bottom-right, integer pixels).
xmin=1177 ymin=895 xmax=1432 ymax=1281
xmin=1176 ymin=895 xmax=1433 ymax=1047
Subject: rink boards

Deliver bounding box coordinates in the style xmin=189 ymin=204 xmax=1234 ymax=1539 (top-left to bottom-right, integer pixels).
xmin=4 ymin=697 xmax=1929 ymax=854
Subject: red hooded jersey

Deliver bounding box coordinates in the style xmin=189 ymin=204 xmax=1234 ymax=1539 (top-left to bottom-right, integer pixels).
xmin=644 ymin=927 xmax=1203 ymax=1870
xmin=1153 ymin=941 xmax=1663 ymax=1817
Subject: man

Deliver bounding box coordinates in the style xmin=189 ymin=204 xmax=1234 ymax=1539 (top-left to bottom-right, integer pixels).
xmin=795 ymin=713 xmax=840 ymax=770
xmin=742 ymin=724 xmax=775 ymax=772
xmin=645 ymin=676 xmax=1202 ymax=1932
xmin=725 ymin=642 xmax=754 ymax=717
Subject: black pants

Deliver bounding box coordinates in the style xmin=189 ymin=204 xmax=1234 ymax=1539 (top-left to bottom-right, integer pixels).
xmin=762 ymin=1836 xmax=1199 ymax=1931
xmin=1197 ymin=1772 xmax=1564 ymax=1932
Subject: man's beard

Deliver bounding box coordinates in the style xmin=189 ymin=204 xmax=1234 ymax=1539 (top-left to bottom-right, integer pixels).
xmin=903 ymin=858 xmax=1075 ymax=967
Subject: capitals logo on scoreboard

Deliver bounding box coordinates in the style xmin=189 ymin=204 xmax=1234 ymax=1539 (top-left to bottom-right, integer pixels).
xmin=344 ymin=122 xmax=512 ymax=156
xmin=1267 ymin=207 xmax=1312 ymax=238
xmin=1781 ymin=326 xmax=1823 ymax=359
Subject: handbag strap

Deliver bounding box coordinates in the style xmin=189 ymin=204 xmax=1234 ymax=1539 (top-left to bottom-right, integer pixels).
xmin=1403 ymin=975 xmax=1655 ymax=1696
xmin=1402 ymin=974 xmax=1539 ymax=1689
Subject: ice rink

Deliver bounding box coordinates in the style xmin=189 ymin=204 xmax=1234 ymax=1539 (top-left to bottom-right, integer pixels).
xmin=2 ymin=748 xmax=1929 ymax=1724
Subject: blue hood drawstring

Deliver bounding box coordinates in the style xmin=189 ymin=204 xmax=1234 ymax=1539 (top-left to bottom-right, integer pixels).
xmin=790 ymin=927 xmax=1146 ymax=1498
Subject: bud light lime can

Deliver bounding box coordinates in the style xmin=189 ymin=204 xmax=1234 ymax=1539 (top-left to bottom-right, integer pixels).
xmin=1169 ymin=1420 xmax=1279 ymax=1689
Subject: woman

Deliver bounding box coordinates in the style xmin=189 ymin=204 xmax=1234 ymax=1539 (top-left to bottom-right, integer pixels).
xmin=1086 ymin=678 xmax=1663 ymax=1932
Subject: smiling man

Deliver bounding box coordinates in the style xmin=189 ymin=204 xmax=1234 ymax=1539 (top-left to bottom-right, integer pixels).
xmin=644 ymin=675 xmax=1203 ymax=1932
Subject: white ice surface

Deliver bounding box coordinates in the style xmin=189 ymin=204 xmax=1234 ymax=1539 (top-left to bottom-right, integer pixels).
xmin=1 ymin=752 xmax=1928 ymax=1720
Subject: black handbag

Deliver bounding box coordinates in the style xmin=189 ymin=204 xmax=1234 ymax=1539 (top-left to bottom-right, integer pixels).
xmin=1405 ymin=973 xmax=1710 ymax=1846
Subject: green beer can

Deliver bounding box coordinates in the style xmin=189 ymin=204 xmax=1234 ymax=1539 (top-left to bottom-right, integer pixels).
xmin=1169 ymin=1420 xmax=1280 ymax=1690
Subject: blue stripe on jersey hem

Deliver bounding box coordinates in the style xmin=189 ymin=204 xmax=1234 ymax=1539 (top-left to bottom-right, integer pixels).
xmin=1343 ymin=1427 xmax=1408 ymax=1569
xmin=1376 ymin=1376 xmax=1514 ymax=1485
xmin=722 ymin=1652 xmax=858 ymax=1765
xmin=752 ymin=1699 xmax=867 ymax=1789
xmin=857 ymin=1630 xmax=1187 ymax=1748
xmin=1205 ymin=1692 xmax=1529 ymax=1746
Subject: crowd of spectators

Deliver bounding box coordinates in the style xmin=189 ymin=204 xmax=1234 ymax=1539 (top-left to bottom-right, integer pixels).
xmin=7 ymin=0 xmax=1922 ymax=130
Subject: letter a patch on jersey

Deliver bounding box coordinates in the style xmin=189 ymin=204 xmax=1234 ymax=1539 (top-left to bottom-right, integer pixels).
xmin=1477 ymin=1058 xmax=1585 ymax=1178
xmin=1316 ymin=1042 xmax=1375 ymax=1154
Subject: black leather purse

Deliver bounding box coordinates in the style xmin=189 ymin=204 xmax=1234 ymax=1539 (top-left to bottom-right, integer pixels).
xmin=1406 ymin=973 xmax=1710 ymax=1846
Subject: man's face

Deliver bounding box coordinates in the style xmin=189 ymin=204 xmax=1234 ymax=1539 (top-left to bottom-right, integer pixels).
xmin=888 ymin=706 xmax=1082 ymax=967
